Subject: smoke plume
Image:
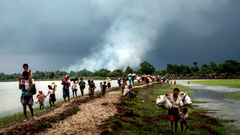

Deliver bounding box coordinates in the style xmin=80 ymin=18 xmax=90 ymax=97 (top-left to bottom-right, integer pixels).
xmin=67 ymin=0 xmax=227 ymax=71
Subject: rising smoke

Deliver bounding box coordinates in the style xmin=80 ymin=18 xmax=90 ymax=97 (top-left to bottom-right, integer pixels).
xmin=67 ymin=0 xmax=227 ymax=72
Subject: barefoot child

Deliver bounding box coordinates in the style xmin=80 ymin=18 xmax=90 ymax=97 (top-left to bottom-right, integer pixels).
xmin=102 ymin=82 xmax=107 ymax=97
xmin=78 ymin=78 xmax=86 ymax=96
xmin=180 ymin=108 xmax=189 ymax=133
xmin=72 ymin=80 xmax=78 ymax=98
xmin=36 ymin=90 xmax=46 ymax=109
xmin=46 ymin=85 xmax=56 ymax=108
xmin=89 ymin=80 xmax=95 ymax=99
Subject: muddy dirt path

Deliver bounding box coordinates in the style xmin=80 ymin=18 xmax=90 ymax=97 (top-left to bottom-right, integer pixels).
xmin=37 ymin=91 xmax=121 ymax=135
xmin=37 ymin=83 xmax=151 ymax=135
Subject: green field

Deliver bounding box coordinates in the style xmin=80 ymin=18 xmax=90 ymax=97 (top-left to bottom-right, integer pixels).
xmin=190 ymin=79 xmax=240 ymax=88
xmin=190 ymin=79 xmax=240 ymax=100
xmin=101 ymin=83 xmax=240 ymax=135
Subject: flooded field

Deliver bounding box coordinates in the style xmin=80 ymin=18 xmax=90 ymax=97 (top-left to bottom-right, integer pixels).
xmin=177 ymin=80 xmax=240 ymax=129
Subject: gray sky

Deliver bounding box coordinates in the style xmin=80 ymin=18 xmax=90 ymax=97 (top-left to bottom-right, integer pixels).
xmin=0 ymin=0 xmax=240 ymax=74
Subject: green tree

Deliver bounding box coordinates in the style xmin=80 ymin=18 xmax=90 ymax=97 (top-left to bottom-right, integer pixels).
xmin=124 ymin=66 xmax=133 ymax=75
xmin=139 ymin=61 xmax=155 ymax=75
xmin=109 ymin=69 xmax=123 ymax=77
xmin=49 ymin=72 xmax=55 ymax=79
xmin=94 ymin=68 xmax=110 ymax=77
xmin=69 ymin=71 xmax=76 ymax=77
xmin=167 ymin=64 xmax=173 ymax=74
xmin=76 ymin=69 xmax=93 ymax=77
xmin=218 ymin=59 xmax=239 ymax=74
xmin=193 ymin=61 xmax=198 ymax=67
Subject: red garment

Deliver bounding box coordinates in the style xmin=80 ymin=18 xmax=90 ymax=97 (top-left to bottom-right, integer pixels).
xmin=39 ymin=94 xmax=44 ymax=99
xmin=169 ymin=115 xmax=174 ymax=121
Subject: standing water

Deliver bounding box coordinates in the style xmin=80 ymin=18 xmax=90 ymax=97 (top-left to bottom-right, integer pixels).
xmin=0 ymin=80 xmax=119 ymax=117
xmin=177 ymin=80 xmax=240 ymax=129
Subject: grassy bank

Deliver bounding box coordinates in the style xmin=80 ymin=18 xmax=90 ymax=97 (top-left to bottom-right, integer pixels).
xmin=190 ymin=79 xmax=240 ymax=100
xmin=101 ymin=83 xmax=239 ymax=135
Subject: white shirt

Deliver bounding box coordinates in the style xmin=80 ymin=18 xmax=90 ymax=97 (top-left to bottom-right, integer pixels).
xmin=168 ymin=94 xmax=183 ymax=108
xmin=180 ymin=113 xmax=188 ymax=121
xmin=72 ymin=82 xmax=77 ymax=89
xmin=46 ymin=89 xmax=55 ymax=97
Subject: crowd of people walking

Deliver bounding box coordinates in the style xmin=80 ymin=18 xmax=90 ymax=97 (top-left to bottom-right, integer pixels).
xmin=18 ymin=63 xmax=188 ymax=134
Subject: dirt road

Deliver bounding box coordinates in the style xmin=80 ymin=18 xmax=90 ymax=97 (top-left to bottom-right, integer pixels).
xmin=37 ymin=91 xmax=121 ymax=135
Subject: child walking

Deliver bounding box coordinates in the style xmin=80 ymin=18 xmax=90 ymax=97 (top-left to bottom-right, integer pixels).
xmin=89 ymin=80 xmax=96 ymax=99
xmin=36 ymin=90 xmax=46 ymax=109
xmin=46 ymin=85 xmax=56 ymax=108
xmin=180 ymin=108 xmax=189 ymax=133
xmin=72 ymin=80 xmax=78 ymax=98
xmin=102 ymin=82 xmax=107 ymax=97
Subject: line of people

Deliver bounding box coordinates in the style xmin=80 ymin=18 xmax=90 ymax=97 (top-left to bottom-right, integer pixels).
xmin=18 ymin=64 xmax=160 ymax=121
xmin=18 ymin=64 xmax=114 ymax=121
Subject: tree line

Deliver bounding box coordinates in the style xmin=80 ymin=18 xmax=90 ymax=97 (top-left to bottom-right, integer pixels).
xmin=0 ymin=59 xmax=239 ymax=81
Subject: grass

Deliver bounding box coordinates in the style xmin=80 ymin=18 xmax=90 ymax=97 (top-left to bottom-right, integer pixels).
xmin=100 ymin=83 xmax=240 ymax=135
xmin=0 ymin=99 xmax=63 ymax=128
xmin=224 ymin=92 xmax=240 ymax=100
xmin=190 ymin=79 xmax=240 ymax=100
xmin=190 ymin=79 xmax=240 ymax=88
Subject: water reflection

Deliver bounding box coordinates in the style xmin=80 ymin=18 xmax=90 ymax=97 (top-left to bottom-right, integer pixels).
xmin=0 ymin=80 xmax=119 ymax=117
xmin=177 ymin=80 xmax=240 ymax=129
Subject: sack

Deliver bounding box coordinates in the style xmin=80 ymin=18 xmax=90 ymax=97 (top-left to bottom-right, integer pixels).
xmin=184 ymin=95 xmax=192 ymax=105
xmin=156 ymin=95 xmax=166 ymax=107
xmin=123 ymin=89 xmax=130 ymax=96
xmin=164 ymin=98 xmax=172 ymax=109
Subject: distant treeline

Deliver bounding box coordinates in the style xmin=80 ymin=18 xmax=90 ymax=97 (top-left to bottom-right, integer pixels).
xmin=0 ymin=59 xmax=240 ymax=81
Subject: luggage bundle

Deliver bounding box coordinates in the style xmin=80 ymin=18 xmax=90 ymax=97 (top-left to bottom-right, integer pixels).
xmin=156 ymin=92 xmax=192 ymax=109
xmin=155 ymin=95 xmax=172 ymax=109
xmin=70 ymin=77 xmax=78 ymax=81
xmin=180 ymin=92 xmax=192 ymax=106
xmin=123 ymin=89 xmax=130 ymax=96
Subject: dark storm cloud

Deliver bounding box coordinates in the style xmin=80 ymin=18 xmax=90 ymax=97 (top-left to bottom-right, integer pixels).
xmin=148 ymin=0 xmax=240 ymax=70
xmin=0 ymin=0 xmax=240 ymax=73
xmin=0 ymin=0 xmax=112 ymax=73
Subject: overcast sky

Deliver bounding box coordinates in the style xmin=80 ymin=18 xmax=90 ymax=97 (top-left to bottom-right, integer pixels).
xmin=0 ymin=0 xmax=240 ymax=74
